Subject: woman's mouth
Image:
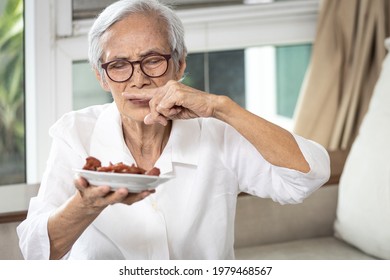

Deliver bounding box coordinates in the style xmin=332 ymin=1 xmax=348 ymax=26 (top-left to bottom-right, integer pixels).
xmin=128 ymin=98 xmax=150 ymax=106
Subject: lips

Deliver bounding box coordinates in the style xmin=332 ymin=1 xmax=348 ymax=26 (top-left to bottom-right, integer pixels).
xmin=128 ymin=98 xmax=150 ymax=106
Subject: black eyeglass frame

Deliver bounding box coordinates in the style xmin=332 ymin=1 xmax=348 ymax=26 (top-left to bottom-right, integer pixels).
xmin=101 ymin=53 xmax=172 ymax=83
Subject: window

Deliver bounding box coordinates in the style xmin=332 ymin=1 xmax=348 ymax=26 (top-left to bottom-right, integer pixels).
xmin=0 ymin=0 xmax=25 ymax=185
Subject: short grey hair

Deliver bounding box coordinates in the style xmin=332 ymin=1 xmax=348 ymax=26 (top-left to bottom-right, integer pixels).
xmin=88 ymin=0 xmax=187 ymax=78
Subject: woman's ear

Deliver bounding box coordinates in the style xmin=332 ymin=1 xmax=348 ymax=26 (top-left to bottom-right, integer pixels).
xmin=175 ymin=57 xmax=187 ymax=81
xmin=94 ymin=68 xmax=110 ymax=92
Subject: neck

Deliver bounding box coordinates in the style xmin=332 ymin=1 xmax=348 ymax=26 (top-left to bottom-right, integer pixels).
xmin=122 ymin=117 xmax=171 ymax=170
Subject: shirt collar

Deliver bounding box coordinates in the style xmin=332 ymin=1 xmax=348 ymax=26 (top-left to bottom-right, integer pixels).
xmin=89 ymin=103 xmax=200 ymax=174
xmin=89 ymin=103 xmax=130 ymax=165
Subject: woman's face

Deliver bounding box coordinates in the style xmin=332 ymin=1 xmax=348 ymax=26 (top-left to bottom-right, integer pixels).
xmin=96 ymin=13 xmax=185 ymax=123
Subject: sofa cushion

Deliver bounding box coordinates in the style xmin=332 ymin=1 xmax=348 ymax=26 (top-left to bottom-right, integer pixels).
xmin=333 ymin=38 xmax=390 ymax=259
xmin=235 ymin=237 xmax=376 ymax=260
xmin=235 ymin=186 xmax=338 ymax=248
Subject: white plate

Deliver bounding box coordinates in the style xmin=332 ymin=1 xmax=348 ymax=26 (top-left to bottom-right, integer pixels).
xmin=73 ymin=169 xmax=173 ymax=192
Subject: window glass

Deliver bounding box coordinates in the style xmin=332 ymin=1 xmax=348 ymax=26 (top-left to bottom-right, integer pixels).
xmin=72 ymin=61 xmax=112 ymax=110
xmin=182 ymin=50 xmax=246 ymax=107
xmin=276 ymin=44 xmax=312 ymax=118
xmin=0 ymin=0 xmax=25 ymax=185
xmin=182 ymin=52 xmax=205 ymax=91
xmin=209 ymin=50 xmax=246 ymax=108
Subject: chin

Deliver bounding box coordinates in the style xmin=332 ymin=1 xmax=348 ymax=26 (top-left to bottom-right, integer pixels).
xmin=118 ymin=104 xmax=149 ymax=123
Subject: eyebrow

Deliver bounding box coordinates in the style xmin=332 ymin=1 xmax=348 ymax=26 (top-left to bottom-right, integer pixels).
xmin=140 ymin=49 xmax=167 ymax=57
xmin=109 ymin=49 xmax=170 ymax=61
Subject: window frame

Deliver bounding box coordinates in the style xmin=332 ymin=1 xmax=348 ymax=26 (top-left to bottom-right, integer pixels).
xmin=24 ymin=0 xmax=319 ymax=184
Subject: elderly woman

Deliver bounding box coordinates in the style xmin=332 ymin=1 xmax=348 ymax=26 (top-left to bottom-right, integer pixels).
xmin=17 ymin=0 xmax=330 ymax=260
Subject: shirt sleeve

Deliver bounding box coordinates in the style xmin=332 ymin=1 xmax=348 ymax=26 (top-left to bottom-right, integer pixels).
xmin=222 ymin=124 xmax=330 ymax=204
xmin=16 ymin=114 xmax=89 ymax=259
xmin=16 ymin=199 xmax=52 ymax=260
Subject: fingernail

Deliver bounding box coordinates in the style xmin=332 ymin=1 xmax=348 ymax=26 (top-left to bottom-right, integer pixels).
xmin=144 ymin=114 xmax=153 ymax=124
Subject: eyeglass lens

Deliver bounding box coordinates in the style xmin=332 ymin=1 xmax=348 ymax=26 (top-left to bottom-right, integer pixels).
xmin=105 ymin=55 xmax=169 ymax=82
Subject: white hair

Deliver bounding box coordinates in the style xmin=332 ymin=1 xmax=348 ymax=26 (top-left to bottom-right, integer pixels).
xmin=88 ymin=0 xmax=187 ymax=78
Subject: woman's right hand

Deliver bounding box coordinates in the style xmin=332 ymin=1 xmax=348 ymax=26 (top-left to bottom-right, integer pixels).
xmin=74 ymin=176 xmax=155 ymax=215
xmin=48 ymin=177 xmax=154 ymax=259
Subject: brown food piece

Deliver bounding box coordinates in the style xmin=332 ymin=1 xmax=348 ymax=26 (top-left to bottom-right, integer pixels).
xmin=83 ymin=156 xmax=101 ymax=171
xmin=97 ymin=162 xmax=146 ymax=174
xmin=82 ymin=156 xmax=160 ymax=176
xmin=146 ymin=167 xmax=160 ymax=176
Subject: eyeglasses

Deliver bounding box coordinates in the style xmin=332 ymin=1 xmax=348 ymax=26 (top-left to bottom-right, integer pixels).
xmin=101 ymin=54 xmax=171 ymax=83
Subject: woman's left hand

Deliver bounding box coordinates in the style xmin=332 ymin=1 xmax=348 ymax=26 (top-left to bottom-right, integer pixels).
xmin=122 ymin=80 xmax=219 ymax=126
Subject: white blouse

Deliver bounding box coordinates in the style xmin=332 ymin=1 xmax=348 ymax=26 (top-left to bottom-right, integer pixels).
xmin=17 ymin=102 xmax=330 ymax=260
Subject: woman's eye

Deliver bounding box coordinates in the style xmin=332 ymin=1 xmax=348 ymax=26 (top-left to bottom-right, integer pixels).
xmin=144 ymin=57 xmax=164 ymax=65
xmin=109 ymin=62 xmax=129 ymax=69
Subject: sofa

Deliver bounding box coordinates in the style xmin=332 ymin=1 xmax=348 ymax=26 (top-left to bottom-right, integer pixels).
xmin=234 ymin=38 xmax=390 ymax=260
xmin=234 ymin=185 xmax=376 ymax=259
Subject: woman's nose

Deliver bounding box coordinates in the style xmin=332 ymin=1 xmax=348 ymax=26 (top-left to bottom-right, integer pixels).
xmin=129 ymin=64 xmax=149 ymax=87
